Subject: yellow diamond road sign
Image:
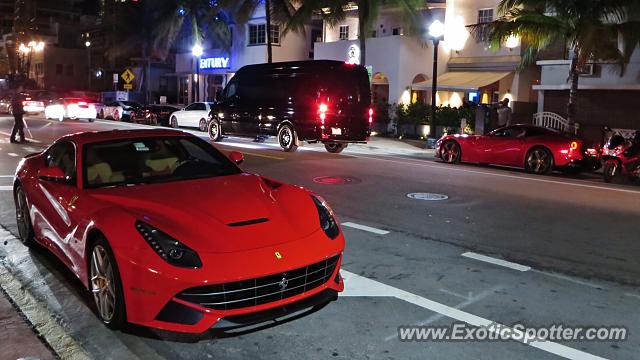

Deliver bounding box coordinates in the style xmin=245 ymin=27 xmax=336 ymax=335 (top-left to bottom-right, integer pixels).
xmin=121 ymin=69 xmax=135 ymax=84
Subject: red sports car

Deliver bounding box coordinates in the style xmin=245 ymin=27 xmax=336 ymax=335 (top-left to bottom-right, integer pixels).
xmin=13 ymin=129 xmax=345 ymax=333
xmin=435 ymin=125 xmax=594 ymax=174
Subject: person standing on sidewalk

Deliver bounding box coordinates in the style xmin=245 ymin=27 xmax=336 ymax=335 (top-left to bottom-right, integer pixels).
xmin=10 ymin=85 xmax=27 ymax=143
xmin=496 ymin=98 xmax=512 ymax=128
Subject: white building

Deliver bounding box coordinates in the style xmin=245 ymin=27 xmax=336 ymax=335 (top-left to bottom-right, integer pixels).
xmin=171 ymin=4 xmax=320 ymax=105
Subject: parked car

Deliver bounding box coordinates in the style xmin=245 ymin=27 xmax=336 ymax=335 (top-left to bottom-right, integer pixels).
xmin=435 ymin=124 xmax=594 ymax=175
xmin=0 ymin=93 xmax=45 ymax=115
xmin=208 ymin=60 xmax=373 ymax=153
xmin=0 ymin=94 xmax=11 ymax=114
xmin=168 ymin=102 xmax=214 ymax=131
xmin=132 ymin=104 xmax=181 ymax=126
xmin=44 ymin=98 xmax=97 ymax=121
xmin=101 ymin=101 xmax=142 ymax=121
xmin=13 ymin=129 xmax=344 ymax=333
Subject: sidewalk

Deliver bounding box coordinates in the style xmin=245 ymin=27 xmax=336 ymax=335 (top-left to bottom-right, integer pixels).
xmin=0 ymin=289 xmax=55 ymax=360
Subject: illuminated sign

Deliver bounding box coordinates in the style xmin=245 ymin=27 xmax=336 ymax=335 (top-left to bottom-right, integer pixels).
xmin=346 ymin=45 xmax=360 ymax=65
xmin=199 ymin=57 xmax=230 ymax=70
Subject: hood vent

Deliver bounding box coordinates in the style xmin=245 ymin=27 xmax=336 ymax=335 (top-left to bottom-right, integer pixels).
xmin=227 ymin=218 xmax=269 ymax=227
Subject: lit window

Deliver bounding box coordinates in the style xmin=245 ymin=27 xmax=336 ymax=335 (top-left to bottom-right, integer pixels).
xmin=476 ymin=8 xmax=494 ymax=43
xmin=248 ymin=23 xmax=267 ymax=45
xmin=270 ymin=24 xmax=280 ymax=45
xmin=339 ymin=25 xmax=349 ymax=40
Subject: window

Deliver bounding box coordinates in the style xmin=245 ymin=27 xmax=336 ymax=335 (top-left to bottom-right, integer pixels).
xmin=66 ymin=64 xmax=74 ymax=76
xmin=270 ymin=24 xmax=280 ymax=45
xmin=248 ymin=24 xmax=267 ymax=45
xmin=476 ymin=8 xmax=494 ymax=42
xmin=185 ymin=103 xmax=199 ymax=111
xmin=56 ymin=64 xmax=63 ymax=75
xmin=339 ymin=25 xmax=349 ymax=40
xmin=392 ymin=27 xmax=402 ymax=36
xmin=224 ymin=81 xmax=238 ymax=98
xmin=370 ymin=30 xmax=377 ymax=38
xmin=45 ymin=141 xmax=76 ymax=183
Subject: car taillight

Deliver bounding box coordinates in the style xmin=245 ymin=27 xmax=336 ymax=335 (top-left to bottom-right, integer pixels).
xmin=368 ymin=107 xmax=374 ymax=124
xmin=570 ymin=141 xmax=578 ymax=150
xmin=318 ymin=103 xmax=328 ymax=127
xmin=78 ymin=101 xmax=87 ymax=105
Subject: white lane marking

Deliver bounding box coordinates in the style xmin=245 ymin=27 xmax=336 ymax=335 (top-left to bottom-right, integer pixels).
xmin=384 ymin=286 xmax=501 ymax=341
xmin=8 ymin=152 xmax=19 ymax=157
xmin=0 ymin=186 xmax=13 ymax=191
xmin=341 ymin=270 xmax=605 ymax=360
xmin=624 ymin=292 xmax=640 ymax=300
xmin=535 ymin=270 xmax=606 ymax=290
xmin=0 ymin=175 xmax=14 ymax=177
xmin=341 ymin=222 xmax=390 ymax=235
xmin=462 ymin=252 xmax=531 ymax=272
xmin=0 ymin=131 xmax=41 ymax=143
xmin=0 ymin=259 xmax=91 ymax=359
xmin=350 ymin=153 xmax=640 ymax=195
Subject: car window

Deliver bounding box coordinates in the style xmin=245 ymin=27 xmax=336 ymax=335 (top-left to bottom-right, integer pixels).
xmin=194 ymin=103 xmax=206 ymax=111
xmin=83 ymin=136 xmax=241 ymax=188
xmin=491 ymin=127 xmax=525 ymax=138
xmin=225 ymin=81 xmax=238 ymax=98
xmin=185 ymin=103 xmax=198 ymax=111
xmin=45 ymin=141 xmax=77 ymax=183
xmin=525 ymin=127 xmax=554 ymax=137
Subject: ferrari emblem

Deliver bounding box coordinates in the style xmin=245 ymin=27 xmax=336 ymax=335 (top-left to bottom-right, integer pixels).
xmin=274 ymin=251 xmax=283 ymax=260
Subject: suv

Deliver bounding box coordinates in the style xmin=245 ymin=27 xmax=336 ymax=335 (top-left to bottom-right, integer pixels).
xmin=208 ymin=60 xmax=372 ymax=153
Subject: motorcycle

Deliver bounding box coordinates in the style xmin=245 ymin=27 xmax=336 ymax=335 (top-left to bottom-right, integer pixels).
xmin=601 ymin=134 xmax=640 ymax=183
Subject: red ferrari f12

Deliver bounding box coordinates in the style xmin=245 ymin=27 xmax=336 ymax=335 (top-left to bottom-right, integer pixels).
xmin=13 ymin=129 xmax=344 ymax=333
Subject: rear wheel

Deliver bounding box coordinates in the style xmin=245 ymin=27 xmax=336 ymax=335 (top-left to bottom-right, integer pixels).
xmin=14 ymin=185 xmax=35 ymax=247
xmin=324 ymin=143 xmax=347 ymax=153
xmin=525 ymin=147 xmax=554 ymax=175
xmin=603 ymin=159 xmax=621 ymax=183
xmin=278 ymin=124 xmax=298 ymax=152
xmin=208 ymin=119 xmax=222 ymax=141
xmin=199 ymin=118 xmax=207 ymax=132
xmin=170 ymin=116 xmax=178 ymax=128
xmin=90 ymin=237 xmax=126 ymax=329
xmin=441 ymin=141 xmax=461 ymax=164
xmin=113 ymin=111 xmax=121 ymax=121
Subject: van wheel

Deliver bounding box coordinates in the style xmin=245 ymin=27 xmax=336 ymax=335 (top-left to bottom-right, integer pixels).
xmin=324 ymin=143 xmax=347 ymax=153
xmin=278 ymin=124 xmax=298 ymax=152
xmin=208 ymin=119 xmax=222 ymax=142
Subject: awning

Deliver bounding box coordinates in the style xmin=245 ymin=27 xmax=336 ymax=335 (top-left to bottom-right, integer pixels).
xmin=412 ymin=71 xmax=511 ymax=91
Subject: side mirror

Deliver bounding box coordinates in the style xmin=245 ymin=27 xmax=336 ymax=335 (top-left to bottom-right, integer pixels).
xmin=38 ymin=167 xmax=66 ymax=181
xmin=228 ymin=151 xmax=244 ymax=165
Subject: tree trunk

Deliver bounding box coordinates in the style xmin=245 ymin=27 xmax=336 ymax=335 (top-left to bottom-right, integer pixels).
xmin=358 ymin=8 xmax=366 ymax=65
xmin=567 ymin=58 xmax=579 ymax=134
xmin=265 ymin=0 xmax=273 ymax=63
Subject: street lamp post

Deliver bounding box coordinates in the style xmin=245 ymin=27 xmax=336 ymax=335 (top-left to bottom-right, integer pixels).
xmin=428 ymin=20 xmax=445 ymax=139
xmin=85 ymin=40 xmax=91 ymax=90
xmin=192 ymin=44 xmax=203 ymax=102
xmin=18 ymin=41 xmax=45 ymax=82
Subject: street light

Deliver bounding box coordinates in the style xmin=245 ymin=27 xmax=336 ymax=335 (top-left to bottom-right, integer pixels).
xmin=428 ymin=20 xmax=445 ymax=139
xmin=192 ymin=44 xmax=203 ymax=102
xmin=85 ymin=40 xmax=92 ymax=90
xmin=18 ymin=41 xmax=45 ymax=80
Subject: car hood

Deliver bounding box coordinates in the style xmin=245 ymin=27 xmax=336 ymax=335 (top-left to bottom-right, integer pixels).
xmin=88 ymin=173 xmax=321 ymax=253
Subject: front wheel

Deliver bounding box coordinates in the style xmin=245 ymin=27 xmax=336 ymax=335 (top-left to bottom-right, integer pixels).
xmin=278 ymin=124 xmax=298 ymax=152
xmin=525 ymin=147 xmax=554 ymax=175
xmin=14 ymin=186 xmax=35 ymax=247
xmin=199 ymin=118 xmax=207 ymax=132
xmin=603 ymin=159 xmax=621 ymax=183
xmin=441 ymin=141 xmax=461 ymax=164
xmin=170 ymin=116 xmax=178 ymax=128
xmin=90 ymin=237 xmax=126 ymax=329
xmin=208 ymin=119 xmax=222 ymax=141
xmin=324 ymin=143 xmax=347 ymax=153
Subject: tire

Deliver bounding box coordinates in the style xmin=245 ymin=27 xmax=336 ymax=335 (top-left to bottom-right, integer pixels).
xmin=208 ymin=119 xmax=222 ymax=141
xmin=603 ymin=159 xmax=621 ymax=183
xmin=199 ymin=118 xmax=207 ymax=132
xmin=98 ymin=110 xmax=104 ymax=119
xmin=170 ymin=116 xmax=178 ymax=128
xmin=324 ymin=143 xmax=347 ymax=153
xmin=278 ymin=124 xmax=298 ymax=152
xmin=525 ymin=147 xmax=554 ymax=175
xmin=88 ymin=117 xmax=95 ymax=123
xmin=89 ymin=236 xmax=126 ymax=329
xmin=441 ymin=140 xmax=461 ymax=164
xmin=114 ymin=111 xmax=121 ymax=121
xmin=14 ymin=185 xmax=35 ymax=247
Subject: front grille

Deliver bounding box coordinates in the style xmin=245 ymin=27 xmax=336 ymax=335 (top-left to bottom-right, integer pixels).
xmin=176 ymin=255 xmax=340 ymax=310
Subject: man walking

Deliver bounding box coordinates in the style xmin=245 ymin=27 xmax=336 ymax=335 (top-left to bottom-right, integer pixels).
xmin=496 ymin=98 xmax=512 ymax=128
xmin=10 ymin=85 xmax=26 ymax=143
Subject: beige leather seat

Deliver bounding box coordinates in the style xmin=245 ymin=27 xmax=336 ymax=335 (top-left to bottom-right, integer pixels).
xmin=86 ymin=162 xmax=125 ymax=184
xmin=145 ymin=157 xmax=178 ymax=175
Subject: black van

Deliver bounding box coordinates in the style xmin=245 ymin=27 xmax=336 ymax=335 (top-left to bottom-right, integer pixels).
xmin=207 ymin=60 xmax=372 ymax=153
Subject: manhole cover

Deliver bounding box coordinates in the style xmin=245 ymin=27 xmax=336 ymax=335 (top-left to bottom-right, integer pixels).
xmin=313 ymin=176 xmax=362 ymax=185
xmin=407 ymin=193 xmax=449 ymax=201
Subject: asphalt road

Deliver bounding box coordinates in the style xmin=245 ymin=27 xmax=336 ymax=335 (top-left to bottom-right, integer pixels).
xmin=0 ymin=115 xmax=639 ymax=360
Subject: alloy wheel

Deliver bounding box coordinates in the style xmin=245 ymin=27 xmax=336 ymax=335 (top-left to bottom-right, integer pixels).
xmin=16 ymin=188 xmax=30 ymax=242
xmin=527 ymin=149 xmax=552 ymax=174
xmin=209 ymin=121 xmax=219 ymax=140
xmin=199 ymin=119 xmax=207 ymax=132
xmin=442 ymin=142 xmax=460 ymax=163
xmin=90 ymin=245 xmax=117 ymax=323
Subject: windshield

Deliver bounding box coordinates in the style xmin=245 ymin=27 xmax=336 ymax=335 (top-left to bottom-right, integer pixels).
xmin=83 ymin=136 xmax=241 ymax=188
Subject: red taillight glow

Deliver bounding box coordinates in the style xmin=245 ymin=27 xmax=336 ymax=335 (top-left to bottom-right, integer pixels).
xmin=318 ymin=103 xmax=328 ymax=125
xmin=78 ymin=101 xmax=87 ymax=105
xmin=319 ymin=103 xmax=328 ymax=113
xmin=368 ymin=107 xmax=373 ymax=124
xmin=570 ymin=141 xmax=578 ymax=150
xmin=25 ymin=97 xmax=32 ymax=101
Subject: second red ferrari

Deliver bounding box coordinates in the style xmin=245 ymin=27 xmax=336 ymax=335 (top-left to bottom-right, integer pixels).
xmin=435 ymin=125 xmax=596 ymax=175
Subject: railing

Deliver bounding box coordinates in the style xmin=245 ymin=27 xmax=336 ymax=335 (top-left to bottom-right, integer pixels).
xmin=533 ymin=112 xmax=569 ymax=132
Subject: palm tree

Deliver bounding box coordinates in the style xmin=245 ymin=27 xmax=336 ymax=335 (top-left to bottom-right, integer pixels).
xmin=288 ymin=0 xmax=424 ymax=66
xmin=479 ymin=0 xmax=640 ymax=130
xmin=219 ymin=0 xmax=296 ymax=63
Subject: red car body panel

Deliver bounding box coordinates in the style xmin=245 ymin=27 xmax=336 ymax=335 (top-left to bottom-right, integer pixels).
xmin=14 ymin=129 xmax=345 ymax=333
xmin=435 ymin=125 xmax=585 ymax=168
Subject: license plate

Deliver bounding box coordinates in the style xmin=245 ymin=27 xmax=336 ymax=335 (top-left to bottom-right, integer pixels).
xmin=331 ymin=127 xmax=342 ymax=135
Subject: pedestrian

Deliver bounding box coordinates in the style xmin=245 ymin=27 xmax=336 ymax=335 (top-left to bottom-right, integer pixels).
xmin=496 ymin=98 xmax=512 ymax=127
xmin=10 ymin=85 xmax=27 ymax=143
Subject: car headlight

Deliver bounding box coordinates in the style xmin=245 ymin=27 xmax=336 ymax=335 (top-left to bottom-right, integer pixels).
xmin=312 ymin=196 xmax=340 ymax=239
xmin=135 ymin=221 xmax=202 ymax=268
